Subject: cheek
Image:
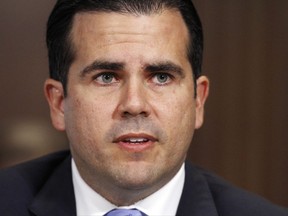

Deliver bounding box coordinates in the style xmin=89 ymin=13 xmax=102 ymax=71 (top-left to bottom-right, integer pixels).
xmin=154 ymin=96 xmax=195 ymax=165
xmin=63 ymin=99 xmax=112 ymax=167
xmin=155 ymin=91 xmax=196 ymax=143
xmin=65 ymin=92 xmax=113 ymax=121
xmin=157 ymin=90 xmax=195 ymax=124
xmin=63 ymin=96 xmax=108 ymax=146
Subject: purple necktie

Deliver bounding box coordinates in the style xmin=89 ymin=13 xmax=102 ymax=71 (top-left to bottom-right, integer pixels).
xmin=104 ymin=208 xmax=147 ymax=216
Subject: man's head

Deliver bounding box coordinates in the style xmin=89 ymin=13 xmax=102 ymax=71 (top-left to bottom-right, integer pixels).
xmin=45 ymin=0 xmax=209 ymax=205
xmin=46 ymin=0 xmax=203 ymax=95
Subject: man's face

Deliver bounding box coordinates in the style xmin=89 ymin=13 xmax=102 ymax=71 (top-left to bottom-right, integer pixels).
xmin=45 ymin=10 xmax=208 ymax=203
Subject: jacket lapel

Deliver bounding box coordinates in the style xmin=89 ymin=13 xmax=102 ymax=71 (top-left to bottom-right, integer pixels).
xmin=29 ymin=156 xmax=76 ymax=216
xmin=176 ymin=163 xmax=219 ymax=216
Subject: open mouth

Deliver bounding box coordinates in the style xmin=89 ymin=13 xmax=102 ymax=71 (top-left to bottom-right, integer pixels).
xmin=122 ymin=138 xmax=150 ymax=144
xmin=114 ymin=133 xmax=157 ymax=143
xmin=113 ymin=134 xmax=157 ymax=151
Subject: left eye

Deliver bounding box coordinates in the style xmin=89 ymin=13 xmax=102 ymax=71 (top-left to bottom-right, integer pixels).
xmin=152 ymin=73 xmax=171 ymax=84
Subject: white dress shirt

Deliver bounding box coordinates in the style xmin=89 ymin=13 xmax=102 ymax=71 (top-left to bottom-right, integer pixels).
xmin=72 ymin=159 xmax=185 ymax=216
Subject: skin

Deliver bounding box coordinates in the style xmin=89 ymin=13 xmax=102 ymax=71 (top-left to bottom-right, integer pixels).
xmin=45 ymin=9 xmax=209 ymax=205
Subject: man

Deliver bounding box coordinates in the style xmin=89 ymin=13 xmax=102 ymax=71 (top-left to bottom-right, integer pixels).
xmin=0 ymin=0 xmax=287 ymax=215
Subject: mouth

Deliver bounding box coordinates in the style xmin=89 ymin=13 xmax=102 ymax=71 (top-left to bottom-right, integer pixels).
xmin=122 ymin=137 xmax=149 ymax=144
xmin=113 ymin=133 xmax=157 ymax=151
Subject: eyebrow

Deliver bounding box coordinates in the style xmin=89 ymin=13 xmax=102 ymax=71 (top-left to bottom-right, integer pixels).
xmin=80 ymin=60 xmax=185 ymax=78
xmin=145 ymin=61 xmax=185 ymax=78
xmin=80 ymin=60 xmax=124 ymax=78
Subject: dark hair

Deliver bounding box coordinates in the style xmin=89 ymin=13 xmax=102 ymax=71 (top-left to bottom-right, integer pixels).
xmin=46 ymin=0 xmax=203 ymax=95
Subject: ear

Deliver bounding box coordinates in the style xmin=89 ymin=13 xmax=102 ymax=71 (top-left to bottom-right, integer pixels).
xmin=44 ymin=79 xmax=66 ymax=131
xmin=195 ymin=76 xmax=209 ymax=129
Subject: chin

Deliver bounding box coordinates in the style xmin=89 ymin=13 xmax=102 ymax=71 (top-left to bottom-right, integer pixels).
xmin=111 ymin=162 xmax=166 ymax=189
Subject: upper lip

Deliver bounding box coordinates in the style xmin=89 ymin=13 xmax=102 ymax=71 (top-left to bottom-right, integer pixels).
xmin=113 ymin=133 xmax=158 ymax=143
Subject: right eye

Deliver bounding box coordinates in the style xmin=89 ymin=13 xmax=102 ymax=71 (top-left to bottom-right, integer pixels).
xmin=94 ymin=72 xmax=118 ymax=85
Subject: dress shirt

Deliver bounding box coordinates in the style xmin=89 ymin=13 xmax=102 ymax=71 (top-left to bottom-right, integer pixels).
xmin=72 ymin=159 xmax=185 ymax=216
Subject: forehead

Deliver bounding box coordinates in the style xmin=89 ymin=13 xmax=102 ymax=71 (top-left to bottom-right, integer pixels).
xmin=69 ymin=9 xmax=190 ymax=68
xmin=72 ymin=9 xmax=187 ymax=31
xmin=72 ymin=9 xmax=188 ymax=44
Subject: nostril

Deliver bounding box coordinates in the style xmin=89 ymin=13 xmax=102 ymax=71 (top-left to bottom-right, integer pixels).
xmin=139 ymin=111 xmax=148 ymax=117
xmin=122 ymin=111 xmax=148 ymax=118
xmin=123 ymin=111 xmax=130 ymax=116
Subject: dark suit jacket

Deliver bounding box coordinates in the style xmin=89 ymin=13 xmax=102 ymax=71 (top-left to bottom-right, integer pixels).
xmin=0 ymin=150 xmax=287 ymax=216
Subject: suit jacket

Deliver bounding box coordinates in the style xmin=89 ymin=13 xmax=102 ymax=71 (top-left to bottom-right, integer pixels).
xmin=0 ymin=150 xmax=287 ymax=216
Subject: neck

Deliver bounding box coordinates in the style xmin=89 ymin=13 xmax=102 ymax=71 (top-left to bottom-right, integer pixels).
xmin=82 ymin=169 xmax=177 ymax=206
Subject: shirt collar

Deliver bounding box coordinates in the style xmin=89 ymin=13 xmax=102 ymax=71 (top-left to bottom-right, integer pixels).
xmin=72 ymin=159 xmax=185 ymax=216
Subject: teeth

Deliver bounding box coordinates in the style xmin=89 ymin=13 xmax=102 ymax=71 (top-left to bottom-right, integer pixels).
xmin=124 ymin=138 xmax=149 ymax=143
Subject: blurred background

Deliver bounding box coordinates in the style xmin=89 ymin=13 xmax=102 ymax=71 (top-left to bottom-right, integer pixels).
xmin=0 ymin=0 xmax=287 ymax=206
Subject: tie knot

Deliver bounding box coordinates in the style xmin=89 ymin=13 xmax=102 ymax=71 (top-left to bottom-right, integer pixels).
xmin=104 ymin=208 xmax=147 ymax=216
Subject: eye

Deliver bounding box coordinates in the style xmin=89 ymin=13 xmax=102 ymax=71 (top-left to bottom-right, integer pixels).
xmin=94 ymin=72 xmax=118 ymax=84
xmin=152 ymin=73 xmax=172 ymax=85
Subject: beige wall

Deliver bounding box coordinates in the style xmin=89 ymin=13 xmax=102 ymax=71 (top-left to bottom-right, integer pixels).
xmin=0 ymin=0 xmax=287 ymax=206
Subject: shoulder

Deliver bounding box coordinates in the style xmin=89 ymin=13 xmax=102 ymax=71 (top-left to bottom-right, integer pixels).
xmin=0 ymin=150 xmax=71 ymax=191
xmin=186 ymin=164 xmax=288 ymax=215
xmin=0 ymin=150 xmax=71 ymax=211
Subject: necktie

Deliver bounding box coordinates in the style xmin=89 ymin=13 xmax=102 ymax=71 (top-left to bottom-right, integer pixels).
xmin=104 ymin=208 xmax=147 ymax=216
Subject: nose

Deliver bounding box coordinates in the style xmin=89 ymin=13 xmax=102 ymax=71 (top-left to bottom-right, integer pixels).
xmin=117 ymin=79 xmax=151 ymax=118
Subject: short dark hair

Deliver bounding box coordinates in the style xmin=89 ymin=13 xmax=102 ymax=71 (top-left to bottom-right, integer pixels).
xmin=46 ymin=0 xmax=203 ymax=95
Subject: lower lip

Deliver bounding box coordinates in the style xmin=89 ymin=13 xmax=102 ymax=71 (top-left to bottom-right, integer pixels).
xmin=117 ymin=140 xmax=154 ymax=152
